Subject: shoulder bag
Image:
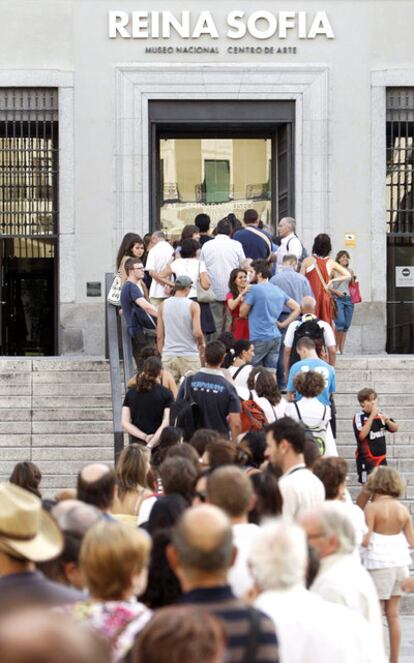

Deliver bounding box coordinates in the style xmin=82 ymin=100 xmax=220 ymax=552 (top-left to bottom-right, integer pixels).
xmin=196 ymin=261 xmax=216 ymax=303
xmin=314 ymin=260 xmax=338 ymax=320
xmin=349 ymin=280 xmax=362 ymax=304
xmin=107 ymin=273 xmax=122 ymax=306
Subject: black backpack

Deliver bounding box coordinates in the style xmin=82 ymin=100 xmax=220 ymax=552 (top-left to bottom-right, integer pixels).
xmin=170 ymin=376 xmax=204 ymax=441
xmin=289 ymin=316 xmax=325 ymax=367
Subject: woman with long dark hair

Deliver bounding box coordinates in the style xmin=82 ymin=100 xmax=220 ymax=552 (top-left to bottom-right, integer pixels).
xmin=121 ymin=357 xmax=174 ymax=449
xmin=116 ymin=232 xmax=145 ymax=281
xmin=226 ymin=268 xmax=250 ymax=340
xmin=300 ymin=233 xmax=350 ymax=325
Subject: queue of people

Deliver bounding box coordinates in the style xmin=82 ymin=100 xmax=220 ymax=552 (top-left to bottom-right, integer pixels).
xmin=1 ymin=405 xmax=413 ymax=663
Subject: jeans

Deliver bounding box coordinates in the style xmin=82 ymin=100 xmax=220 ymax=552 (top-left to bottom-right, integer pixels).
xmin=276 ymin=326 xmax=288 ymax=390
xmin=335 ymin=295 xmax=354 ymax=331
xmin=251 ymin=338 xmax=281 ymax=370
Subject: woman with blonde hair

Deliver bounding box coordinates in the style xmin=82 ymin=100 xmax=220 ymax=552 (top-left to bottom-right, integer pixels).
xmin=121 ymin=357 xmax=174 ymax=449
xmin=362 ymin=466 xmax=414 ymax=663
xmin=63 ymin=521 xmax=152 ymax=662
xmin=112 ymin=444 xmax=157 ymax=526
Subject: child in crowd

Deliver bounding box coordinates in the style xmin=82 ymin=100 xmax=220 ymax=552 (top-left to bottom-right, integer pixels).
xmin=353 ymin=387 xmax=399 ymax=506
xmin=362 ymin=467 xmax=414 ymax=663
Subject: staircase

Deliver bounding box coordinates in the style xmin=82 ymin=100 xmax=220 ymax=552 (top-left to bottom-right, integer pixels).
xmin=0 ymin=358 xmax=114 ymax=493
xmin=335 ymin=355 xmax=414 ymax=614
xmin=0 ymin=354 xmax=413 ymax=610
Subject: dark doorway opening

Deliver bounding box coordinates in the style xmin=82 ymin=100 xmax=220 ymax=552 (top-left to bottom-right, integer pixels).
xmin=0 ymin=88 xmax=59 ymax=356
xmin=0 ymin=238 xmax=56 ymax=356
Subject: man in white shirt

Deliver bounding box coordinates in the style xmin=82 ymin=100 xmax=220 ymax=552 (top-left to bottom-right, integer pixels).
xmin=265 ymin=417 xmax=325 ymax=519
xmin=284 ymin=296 xmax=336 ymax=375
xmin=206 ymin=465 xmax=259 ymax=599
xmin=299 ymin=502 xmax=384 ymax=645
xmin=145 ymin=231 xmax=174 ymax=307
xmin=200 ymin=218 xmax=245 ymax=338
xmin=250 ymin=519 xmax=386 ymax=663
xmin=276 ymin=217 xmax=305 ymax=272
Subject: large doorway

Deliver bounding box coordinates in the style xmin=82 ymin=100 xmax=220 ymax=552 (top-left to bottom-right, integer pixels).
xmin=149 ymin=100 xmax=295 ymax=238
xmin=0 ymin=89 xmax=58 ymax=356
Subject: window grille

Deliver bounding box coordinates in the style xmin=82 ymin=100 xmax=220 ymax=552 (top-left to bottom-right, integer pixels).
xmin=386 ymin=88 xmax=414 ymax=235
xmin=0 ymin=88 xmax=58 ymax=237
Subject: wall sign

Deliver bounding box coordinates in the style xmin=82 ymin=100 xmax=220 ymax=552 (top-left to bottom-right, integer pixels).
xmin=396 ymin=266 xmax=414 ymax=288
xmin=344 ymin=233 xmax=356 ymax=248
xmin=108 ymin=10 xmax=335 ymax=41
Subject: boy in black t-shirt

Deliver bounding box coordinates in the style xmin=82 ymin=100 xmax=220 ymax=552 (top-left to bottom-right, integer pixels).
xmin=353 ymin=387 xmax=399 ymax=506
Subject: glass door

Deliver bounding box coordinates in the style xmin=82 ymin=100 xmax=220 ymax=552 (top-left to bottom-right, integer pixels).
xmin=158 ymin=136 xmax=273 ymax=239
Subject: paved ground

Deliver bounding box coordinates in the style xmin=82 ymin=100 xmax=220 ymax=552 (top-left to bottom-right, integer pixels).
xmin=391 ymin=616 xmax=414 ymax=661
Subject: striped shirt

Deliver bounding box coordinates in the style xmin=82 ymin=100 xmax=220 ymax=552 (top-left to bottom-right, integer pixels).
xmin=178 ymin=585 xmax=279 ymax=663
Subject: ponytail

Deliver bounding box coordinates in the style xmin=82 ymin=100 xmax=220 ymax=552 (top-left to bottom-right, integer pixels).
xmin=136 ymin=357 xmax=162 ymax=392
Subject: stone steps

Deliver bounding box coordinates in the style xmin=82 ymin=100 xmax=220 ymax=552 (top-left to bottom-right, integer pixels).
xmin=0 ymin=358 xmax=116 ymax=493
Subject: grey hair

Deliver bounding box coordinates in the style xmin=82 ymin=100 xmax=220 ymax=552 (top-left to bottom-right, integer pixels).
xmin=58 ymin=504 xmax=102 ymax=536
xmin=318 ymin=502 xmax=356 ymax=554
xmin=280 ymin=216 xmax=296 ymax=231
xmin=249 ymin=519 xmax=307 ymax=590
xmin=172 ymin=515 xmax=233 ymax=573
xmin=282 ymin=254 xmax=298 ymax=265
xmin=301 ymin=295 xmax=317 ymax=311
xmin=152 ymin=231 xmax=166 ymax=241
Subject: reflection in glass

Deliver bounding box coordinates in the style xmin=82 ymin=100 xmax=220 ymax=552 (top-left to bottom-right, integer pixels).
xmin=160 ymin=138 xmax=272 ymax=238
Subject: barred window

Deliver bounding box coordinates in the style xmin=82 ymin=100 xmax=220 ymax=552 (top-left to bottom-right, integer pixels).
xmin=0 ymin=88 xmax=58 ymax=236
xmin=386 ymin=88 xmax=414 ymax=235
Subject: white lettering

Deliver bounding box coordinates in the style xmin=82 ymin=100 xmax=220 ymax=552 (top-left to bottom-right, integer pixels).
xmin=151 ymin=11 xmax=160 ymax=38
xmin=298 ymin=12 xmax=307 ymax=39
xmin=192 ymin=11 xmax=218 ymax=38
xmin=162 ymin=10 xmax=190 ymax=38
xmin=247 ymin=11 xmax=277 ymax=40
xmin=132 ymin=12 xmax=149 ymax=38
xmin=307 ymin=11 xmax=335 ymax=39
xmin=108 ymin=11 xmax=130 ymax=38
xmin=278 ymin=11 xmax=296 ymax=39
xmin=227 ymin=11 xmax=246 ymax=39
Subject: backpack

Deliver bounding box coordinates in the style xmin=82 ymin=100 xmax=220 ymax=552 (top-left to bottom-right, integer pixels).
xmin=287 ymin=234 xmax=308 ymax=271
xmin=289 ymin=316 xmax=325 ymax=368
xmin=294 ymin=401 xmax=328 ymax=456
xmin=240 ymin=391 xmax=268 ymax=433
xmin=170 ymin=377 xmax=204 ymax=441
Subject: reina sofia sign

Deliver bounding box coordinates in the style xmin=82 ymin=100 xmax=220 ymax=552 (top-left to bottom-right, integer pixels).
xmin=108 ymin=10 xmax=335 ymax=40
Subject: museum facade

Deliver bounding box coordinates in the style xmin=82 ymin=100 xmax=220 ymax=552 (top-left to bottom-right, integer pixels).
xmin=0 ymin=0 xmax=413 ymax=355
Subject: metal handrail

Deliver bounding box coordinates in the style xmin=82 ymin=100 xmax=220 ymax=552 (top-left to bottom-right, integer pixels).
xmin=105 ymin=272 xmax=136 ymax=460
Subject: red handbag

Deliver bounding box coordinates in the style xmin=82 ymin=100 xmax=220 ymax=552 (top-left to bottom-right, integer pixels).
xmin=349 ymin=281 xmax=362 ymax=304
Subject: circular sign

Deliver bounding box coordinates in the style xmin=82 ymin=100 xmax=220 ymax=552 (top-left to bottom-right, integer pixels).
xmin=402 ymin=268 xmax=411 ymax=277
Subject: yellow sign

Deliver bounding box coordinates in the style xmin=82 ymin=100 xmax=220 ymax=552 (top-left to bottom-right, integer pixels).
xmin=344 ymin=233 xmax=356 ymax=248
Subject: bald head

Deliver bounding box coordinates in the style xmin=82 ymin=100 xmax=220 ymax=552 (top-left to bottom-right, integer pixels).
xmin=172 ymin=505 xmax=233 ymax=573
xmin=80 ymin=464 xmax=111 ymax=483
xmin=301 ymin=296 xmax=316 ymax=313
xmin=77 ymin=464 xmax=115 ymax=512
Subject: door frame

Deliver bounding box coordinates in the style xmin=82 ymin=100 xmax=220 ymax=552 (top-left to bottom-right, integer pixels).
xmin=148 ymin=99 xmax=295 ymax=233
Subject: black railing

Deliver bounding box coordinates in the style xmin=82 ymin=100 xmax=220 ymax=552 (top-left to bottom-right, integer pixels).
xmin=105 ymin=273 xmax=136 ymax=460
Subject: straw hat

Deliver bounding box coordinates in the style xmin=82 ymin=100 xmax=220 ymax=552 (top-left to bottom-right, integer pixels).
xmin=0 ymin=482 xmax=63 ymax=562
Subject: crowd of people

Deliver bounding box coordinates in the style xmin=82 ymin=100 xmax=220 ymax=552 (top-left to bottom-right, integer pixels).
xmin=0 ymin=212 xmax=412 ymax=663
